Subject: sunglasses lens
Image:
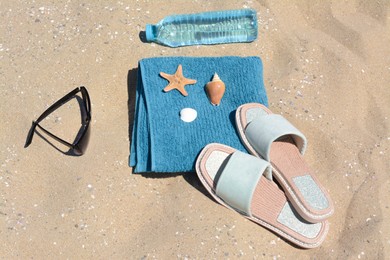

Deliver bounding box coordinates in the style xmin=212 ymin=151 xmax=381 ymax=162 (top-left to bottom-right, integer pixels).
xmin=74 ymin=123 xmax=91 ymax=155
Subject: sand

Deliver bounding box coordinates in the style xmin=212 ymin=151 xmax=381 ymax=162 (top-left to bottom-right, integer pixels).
xmin=1 ymin=1 xmax=389 ymax=258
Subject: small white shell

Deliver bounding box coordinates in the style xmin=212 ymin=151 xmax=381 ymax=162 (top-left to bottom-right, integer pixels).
xmin=180 ymin=108 xmax=197 ymax=122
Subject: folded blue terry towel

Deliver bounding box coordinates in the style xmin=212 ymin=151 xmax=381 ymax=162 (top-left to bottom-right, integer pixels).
xmin=130 ymin=56 xmax=268 ymax=173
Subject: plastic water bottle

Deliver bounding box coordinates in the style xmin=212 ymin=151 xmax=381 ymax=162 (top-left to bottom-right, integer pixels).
xmin=145 ymin=9 xmax=258 ymax=47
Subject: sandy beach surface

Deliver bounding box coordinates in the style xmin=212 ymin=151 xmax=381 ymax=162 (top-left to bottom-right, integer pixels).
xmin=1 ymin=0 xmax=389 ymax=258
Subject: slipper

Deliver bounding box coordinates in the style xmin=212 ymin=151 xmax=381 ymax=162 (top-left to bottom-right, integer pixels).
xmin=195 ymin=143 xmax=329 ymax=248
xmin=235 ymin=103 xmax=334 ymax=223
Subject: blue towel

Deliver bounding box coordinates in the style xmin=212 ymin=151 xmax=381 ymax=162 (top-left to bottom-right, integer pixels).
xmin=130 ymin=56 xmax=268 ymax=173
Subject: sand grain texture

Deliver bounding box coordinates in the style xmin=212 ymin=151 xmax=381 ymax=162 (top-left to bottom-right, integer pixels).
xmin=1 ymin=1 xmax=389 ymax=258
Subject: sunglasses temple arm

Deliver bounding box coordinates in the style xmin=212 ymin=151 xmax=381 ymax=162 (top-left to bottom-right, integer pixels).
xmin=36 ymin=124 xmax=74 ymax=149
xmin=24 ymin=121 xmax=37 ymax=148
xmin=25 ymin=122 xmax=74 ymax=149
xmin=35 ymin=87 xmax=81 ymax=124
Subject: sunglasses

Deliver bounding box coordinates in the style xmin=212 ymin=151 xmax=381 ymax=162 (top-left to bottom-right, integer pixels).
xmin=25 ymin=86 xmax=91 ymax=156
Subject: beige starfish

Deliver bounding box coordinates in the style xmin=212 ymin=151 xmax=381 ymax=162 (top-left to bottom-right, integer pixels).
xmin=160 ymin=64 xmax=197 ymax=96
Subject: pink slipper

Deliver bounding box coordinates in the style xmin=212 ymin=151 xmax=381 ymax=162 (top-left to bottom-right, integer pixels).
xmin=235 ymin=103 xmax=334 ymax=223
xmin=196 ymin=143 xmax=329 ymax=248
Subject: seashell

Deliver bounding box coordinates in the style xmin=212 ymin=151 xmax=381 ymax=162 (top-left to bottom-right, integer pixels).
xmin=205 ymin=73 xmax=225 ymax=106
xmin=180 ymin=108 xmax=197 ymax=122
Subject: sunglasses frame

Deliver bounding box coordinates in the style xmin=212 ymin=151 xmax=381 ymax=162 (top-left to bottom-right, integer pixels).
xmin=25 ymin=86 xmax=91 ymax=156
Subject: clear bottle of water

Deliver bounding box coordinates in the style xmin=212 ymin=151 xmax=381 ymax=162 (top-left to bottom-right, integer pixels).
xmin=145 ymin=9 xmax=258 ymax=47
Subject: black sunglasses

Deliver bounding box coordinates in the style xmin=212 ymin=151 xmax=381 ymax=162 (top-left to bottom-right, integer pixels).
xmin=25 ymin=86 xmax=91 ymax=156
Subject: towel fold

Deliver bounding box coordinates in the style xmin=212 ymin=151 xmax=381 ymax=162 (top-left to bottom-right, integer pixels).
xmin=130 ymin=56 xmax=268 ymax=173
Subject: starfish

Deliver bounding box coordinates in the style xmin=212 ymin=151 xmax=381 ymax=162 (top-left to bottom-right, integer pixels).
xmin=160 ymin=64 xmax=197 ymax=96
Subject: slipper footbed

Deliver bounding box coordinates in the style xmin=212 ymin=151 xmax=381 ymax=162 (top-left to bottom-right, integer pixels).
xmin=196 ymin=143 xmax=329 ymax=248
xmin=236 ymin=103 xmax=334 ymax=222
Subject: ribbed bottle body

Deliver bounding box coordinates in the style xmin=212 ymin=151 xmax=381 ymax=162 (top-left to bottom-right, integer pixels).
xmin=146 ymin=9 xmax=258 ymax=47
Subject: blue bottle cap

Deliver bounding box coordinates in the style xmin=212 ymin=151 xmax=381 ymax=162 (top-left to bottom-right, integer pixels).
xmin=145 ymin=24 xmax=157 ymax=42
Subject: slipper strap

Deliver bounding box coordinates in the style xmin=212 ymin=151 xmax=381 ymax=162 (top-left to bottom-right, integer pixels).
xmin=245 ymin=114 xmax=307 ymax=161
xmin=215 ymin=151 xmax=270 ymax=217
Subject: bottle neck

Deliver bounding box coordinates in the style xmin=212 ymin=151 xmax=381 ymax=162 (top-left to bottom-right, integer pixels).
xmin=145 ymin=24 xmax=157 ymax=42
